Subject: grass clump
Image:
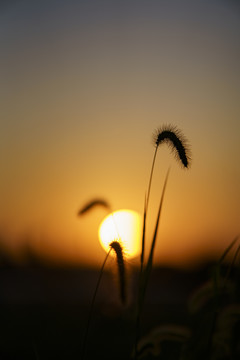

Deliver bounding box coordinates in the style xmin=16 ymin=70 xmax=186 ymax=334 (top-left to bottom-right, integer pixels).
xmin=79 ymin=124 xmax=192 ymax=359
xmin=78 ymin=124 xmax=240 ymax=360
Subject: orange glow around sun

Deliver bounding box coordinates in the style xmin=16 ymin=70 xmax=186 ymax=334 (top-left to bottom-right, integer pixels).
xmin=98 ymin=209 xmax=142 ymax=258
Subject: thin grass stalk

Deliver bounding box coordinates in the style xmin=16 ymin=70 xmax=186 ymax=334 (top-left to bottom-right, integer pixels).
xmin=214 ymin=235 xmax=240 ymax=293
xmin=140 ymin=168 xmax=170 ymax=313
xmin=140 ymin=195 xmax=147 ymax=276
xmin=223 ymin=243 xmax=240 ymax=289
xmin=134 ymin=169 xmax=170 ymax=359
xmin=141 ymin=147 xmax=158 ymax=271
xmin=81 ymin=248 xmax=112 ymax=360
xmin=141 ymin=125 xmax=190 ymax=273
xmin=213 ymin=235 xmax=239 ymax=302
xmin=146 ymin=147 xmax=158 ymax=212
xmin=218 ymin=235 xmax=239 ymax=265
xmin=138 ymin=147 xmax=158 ymax=345
xmin=135 ymin=126 xmax=190 ymax=358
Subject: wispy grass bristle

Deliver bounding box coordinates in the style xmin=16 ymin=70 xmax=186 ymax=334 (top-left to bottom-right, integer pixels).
xmin=78 ymin=199 xmax=110 ymax=216
xmin=110 ymin=240 xmax=126 ymax=304
xmin=153 ymin=125 xmax=191 ymax=168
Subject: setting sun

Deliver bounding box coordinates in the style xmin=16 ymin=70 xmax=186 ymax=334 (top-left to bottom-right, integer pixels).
xmin=98 ymin=209 xmax=142 ymax=258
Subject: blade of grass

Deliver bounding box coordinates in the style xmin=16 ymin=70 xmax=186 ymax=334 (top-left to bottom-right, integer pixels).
xmin=223 ymin=242 xmax=240 ymax=289
xmin=140 ymin=146 xmax=158 ymax=280
xmin=213 ymin=235 xmax=240 ymax=302
xmin=146 ymin=147 xmax=158 ymax=210
xmin=218 ymin=235 xmax=239 ymax=265
xmin=140 ymin=195 xmax=147 ymax=275
xmin=140 ymin=168 xmax=170 ymax=310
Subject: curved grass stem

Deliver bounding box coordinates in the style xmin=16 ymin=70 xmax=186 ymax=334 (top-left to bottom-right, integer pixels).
xmin=81 ymin=248 xmax=112 ymax=360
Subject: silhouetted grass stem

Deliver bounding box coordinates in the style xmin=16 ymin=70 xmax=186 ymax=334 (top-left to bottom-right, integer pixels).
xmin=81 ymin=248 xmax=112 ymax=360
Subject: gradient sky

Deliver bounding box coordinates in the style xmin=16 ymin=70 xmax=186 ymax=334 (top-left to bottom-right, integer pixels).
xmin=0 ymin=0 xmax=240 ymax=268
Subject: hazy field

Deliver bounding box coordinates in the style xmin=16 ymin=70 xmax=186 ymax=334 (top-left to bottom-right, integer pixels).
xmin=1 ymin=258 xmax=239 ymax=360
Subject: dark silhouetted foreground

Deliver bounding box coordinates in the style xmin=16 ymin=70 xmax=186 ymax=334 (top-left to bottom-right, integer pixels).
xmin=0 ymin=259 xmax=239 ymax=360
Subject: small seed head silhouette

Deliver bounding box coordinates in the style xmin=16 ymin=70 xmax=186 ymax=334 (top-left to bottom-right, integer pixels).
xmin=110 ymin=240 xmax=126 ymax=304
xmin=78 ymin=199 xmax=110 ymax=216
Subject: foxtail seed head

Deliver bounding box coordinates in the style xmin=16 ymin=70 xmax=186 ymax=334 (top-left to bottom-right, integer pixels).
xmin=109 ymin=240 xmax=126 ymax=304
xmin=153 ymin=125 xmax=191 ymax=168
xmin=78 ymin=199 xmax=110 ymax=216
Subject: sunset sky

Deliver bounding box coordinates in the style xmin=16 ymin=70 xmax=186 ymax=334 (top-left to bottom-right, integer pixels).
xmin=0 ymin=0 xmax=239 ymax=268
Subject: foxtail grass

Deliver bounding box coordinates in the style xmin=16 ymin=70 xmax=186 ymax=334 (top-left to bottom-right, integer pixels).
xmin=110 ymin=240 xmax=126 ymax=304
xmin=78 ymin=125 xmax=191 ymax=359
xmin=79 ymin=198 xmax=112 ymax=359
xmin=77 ymin=198 xmax=111 ymax=216
xmin=135 ymin=125 xmax=191 ymax=359
xmin=139 ymin=168 xmax=170 ymax=311
xmin=153 ymin=125 xmax=191 ymax=168
xmin=142 ymin=125 xmax=191 ymax=273
xmin=146 ymin=125 xmax=191 ymax=208
xmin=80 ymin=234 xmax=126 ymax=359
xmin=135 ymin=169 xmax=170 ymax=359
xmin=140 ymin=124 xmax=191 ymax=300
